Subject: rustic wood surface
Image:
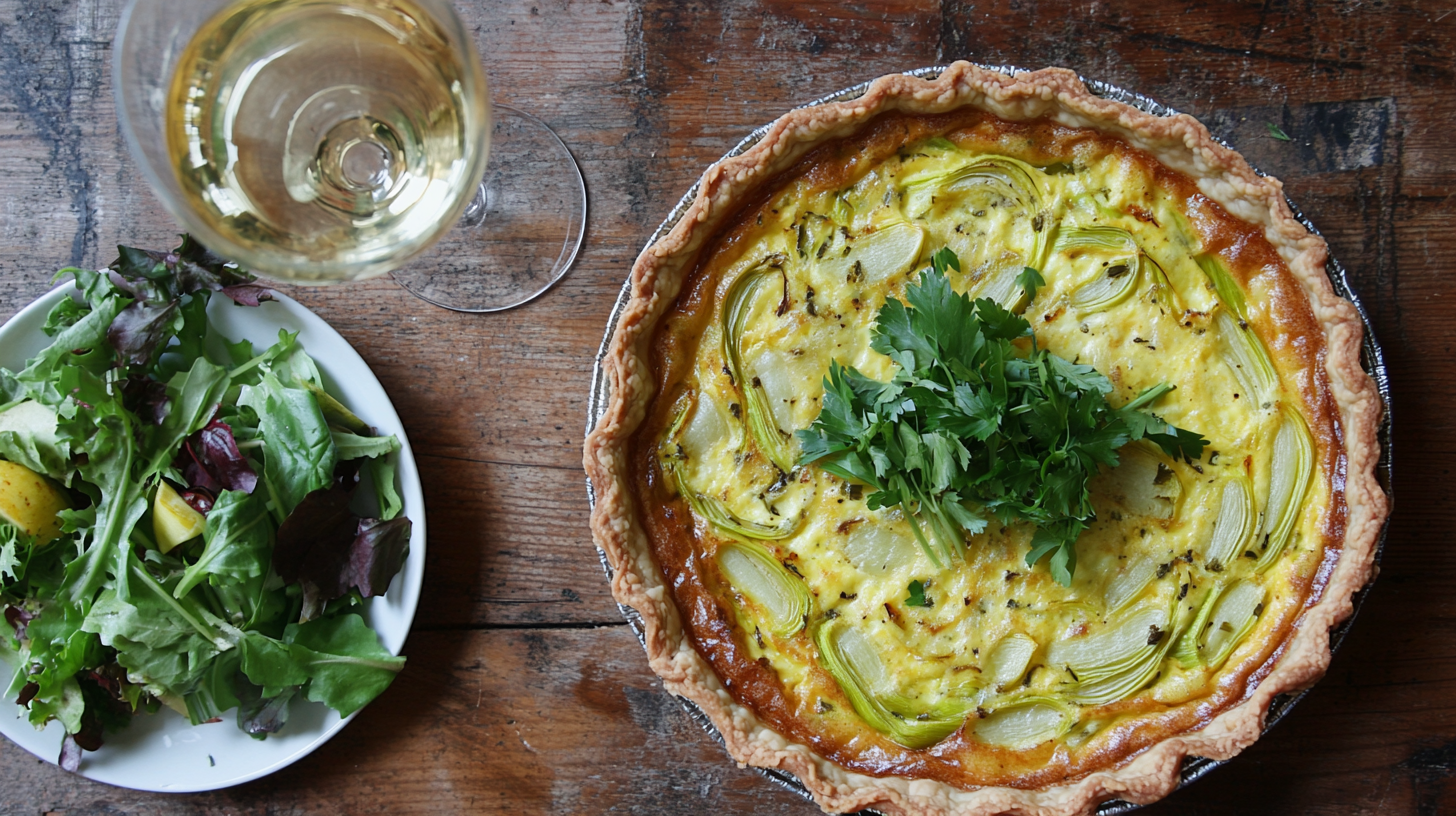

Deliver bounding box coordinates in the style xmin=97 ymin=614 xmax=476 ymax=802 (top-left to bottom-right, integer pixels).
xmin=0 ymin=0 xmax=1448 ymax=813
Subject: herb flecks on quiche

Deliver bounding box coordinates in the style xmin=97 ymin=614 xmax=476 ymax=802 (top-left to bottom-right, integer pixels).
xmin=588 ymin=64 xmax=1386 ymax=816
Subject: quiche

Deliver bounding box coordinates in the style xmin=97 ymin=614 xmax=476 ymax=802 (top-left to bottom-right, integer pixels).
xmin=585 ymin=63 xmax=1386 ymax=815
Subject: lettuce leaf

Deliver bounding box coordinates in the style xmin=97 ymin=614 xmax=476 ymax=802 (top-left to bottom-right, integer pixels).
xmin=239 ymin=373 xmax=336 ymax=518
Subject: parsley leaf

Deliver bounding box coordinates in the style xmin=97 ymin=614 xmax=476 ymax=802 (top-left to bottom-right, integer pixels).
xmin=906 ymin=580 xmax=930 ymax=607
xmin=1017 ymin=266 xmax=1046 ymax=303
xmin=797 ymin=252 xmax=1207 ymax=585
xmin=930 ymin=247 xmax=961 ymax=275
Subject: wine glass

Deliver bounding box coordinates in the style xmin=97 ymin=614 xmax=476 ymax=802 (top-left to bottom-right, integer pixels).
xmin=114 ymin=0 xmax=586 ymax=312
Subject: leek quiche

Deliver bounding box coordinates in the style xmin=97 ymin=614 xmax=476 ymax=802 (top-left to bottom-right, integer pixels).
xmin=585 ymin=64 xmax=1386 ymax=816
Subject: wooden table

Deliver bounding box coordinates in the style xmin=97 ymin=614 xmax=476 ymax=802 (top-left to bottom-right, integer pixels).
xmin=0 ymin=1 xmax=1449 ymax=813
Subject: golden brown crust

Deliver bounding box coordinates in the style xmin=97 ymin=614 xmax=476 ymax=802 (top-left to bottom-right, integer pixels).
xmin=584 ymin=62 xmax=1388 ymax=816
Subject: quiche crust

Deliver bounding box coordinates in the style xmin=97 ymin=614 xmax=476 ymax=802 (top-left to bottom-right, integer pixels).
xmin=584 ymin=62 xmax=1387 ymax=815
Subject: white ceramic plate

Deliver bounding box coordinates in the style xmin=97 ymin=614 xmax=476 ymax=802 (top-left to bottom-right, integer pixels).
xmin=0 ymin=283 xmax=426 ymax=792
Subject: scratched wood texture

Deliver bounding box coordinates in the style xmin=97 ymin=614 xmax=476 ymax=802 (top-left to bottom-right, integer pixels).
xmin=0 ymin=0 xmax=1451 ymax=813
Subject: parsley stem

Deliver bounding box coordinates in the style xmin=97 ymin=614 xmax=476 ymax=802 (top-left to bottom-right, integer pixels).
xmin=899 ymin=500 xmax=944 ymax=570
xmin=1123 ymin=382 xmax=1176 ymax=412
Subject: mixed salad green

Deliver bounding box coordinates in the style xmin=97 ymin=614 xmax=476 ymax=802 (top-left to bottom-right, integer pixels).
xmin=0 ymin=238 xmax=412 ymax=770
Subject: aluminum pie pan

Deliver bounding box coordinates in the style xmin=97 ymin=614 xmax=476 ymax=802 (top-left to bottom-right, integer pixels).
xmin=584 ymin=64 xmax=1392 ymax=815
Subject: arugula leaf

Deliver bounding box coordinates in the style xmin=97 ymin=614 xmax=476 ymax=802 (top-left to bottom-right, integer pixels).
xmin=238 ymin=614 xmax=403 ymax=718
xmin=139 ymin=357 xmax=230 ymax=484
xmin=10 ymin=600 xmax=103 ymax=732
xmin=798 ymin=254 xmax=1206 ymax=584
xmin=173 ymin=490 xmax=271 ymax=600
xmin=182 ymin=649 xmax=241 ymax=725
xmin=16 ymin=295 xmax=127 ymax=401
xmin=54 ymin=366 xmax=148 ymax=604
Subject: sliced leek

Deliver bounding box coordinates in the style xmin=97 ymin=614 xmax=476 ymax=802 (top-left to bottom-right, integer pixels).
xmin=1047 ymin=604 xmax=1166 ymax=684
xmin=797 ymin=212 xmax=846 ymax=261
xmin=1203 ymin=478 xmax=1256 ymax=570
xmin=977 ymin=263 xmax=1034 ymax=312
xmin=973 ymin=696 xmax=1076 ymax=750
xmin=1216 ymin=311 xmax=1277 ymax=403
xmin=815 ymin=621 xmax=972 ymax=749
xmin=1256 ymin=410 xmax=1314 ymax=573
xmin=1201 ymin=253 xmax=1275 ymax=402
xmin=1196 ymin=255 xmax=1250 ymax=322
xmin=722 ymin=263 xmax=798 ymax=471
xmin=1097 ymin=446 xmax=1183 ymax=522
xmin=1070 ymin=259 xmax=1140 ymax=312
xmin=1200 ymin=580 xmax=1265 ymax=668
xmin=660 ymin=400 xmax=801 ymax=541
xmin=1057 ymin=226 xmax=1142 ymax=313
xmin=902 ymin=155 xmax=1052 ymax=273
xmin=814 ymin=221 xmax=926 ymax=285
xmin=1104 ymin=556 xmax=1158 ymax=615
xmin=1174 ymin=583 xmax=1223 ymax=669
xmin=986 ymin=633 xmax=1038 ymax=688
xmin=718 ymin=542 xmax=811 ymax=638
xmin=1056 ymin=225 xmax=1137 ymax=255
xmin=1144 ymin=254 xmax=1185 ymax=313
xmin=1048 ymin=591 xmax=1183 ymax=706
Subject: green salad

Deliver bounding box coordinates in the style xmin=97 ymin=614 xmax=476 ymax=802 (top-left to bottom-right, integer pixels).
xmin=0 ymin=238 xmax=412 ymax=770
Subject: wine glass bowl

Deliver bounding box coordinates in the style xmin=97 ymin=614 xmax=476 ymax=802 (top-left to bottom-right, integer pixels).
xmin=115 ymin=0 xmax=491 ymax=284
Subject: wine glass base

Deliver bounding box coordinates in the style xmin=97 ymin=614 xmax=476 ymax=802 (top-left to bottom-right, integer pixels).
xmin=392 ymin=104 xmax=587 ymax=312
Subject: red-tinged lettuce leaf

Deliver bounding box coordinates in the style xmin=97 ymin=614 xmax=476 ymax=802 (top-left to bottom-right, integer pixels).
xmin=107 ymin=299 xmax=179 ymax=368
xmin=71 ymin=669 xmax=134 ymax=752
xmin=273 ymin=463 xmax=409 ymax=608
xmin=220 ymin=284 xmax=277 ymax=307
xmin=180 ymin=420 xmax=258 ymax=494
xmin=120 ymin=375 xmax=170 ymax=426
xmin=103 ymin=236 xmax=275 ymax=372
xmin=59 ymin=733 xmax=82 ymax=772
xmin=343 ymin=517 xmax=411 ymax=598
xmin=110 ymin=236 xmax=255 ymax=299
xmin=5 ymin=604 xmax=37 ymax=640
xmin=272 ymin=477 xmax=356 ymax=594
xmin=237 ymin=682 xmax=297 ymax=739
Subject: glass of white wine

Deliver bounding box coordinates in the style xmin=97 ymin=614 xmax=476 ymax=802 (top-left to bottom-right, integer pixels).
xmin=114 ymin=0 xmax=587 ymax=312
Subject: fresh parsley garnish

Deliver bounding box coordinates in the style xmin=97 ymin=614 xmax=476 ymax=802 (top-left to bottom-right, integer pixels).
xmin=1266 ymin=122 xmax=1292 ymax=142
xmin=1017 ymin=266 xmax=1045 ymax=302
xmin=797 ymin=253 xmax=1207 ymax=585
xmin=906 ymin=579 xmax=930 ymax=607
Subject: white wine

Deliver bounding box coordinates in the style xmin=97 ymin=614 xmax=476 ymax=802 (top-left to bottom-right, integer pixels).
xmin=166 ymin=0 xmax=489 ymax=282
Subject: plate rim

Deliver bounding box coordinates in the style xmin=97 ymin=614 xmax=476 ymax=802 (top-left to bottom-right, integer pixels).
xmin=0 ymin=281 xmax=428 ymax=793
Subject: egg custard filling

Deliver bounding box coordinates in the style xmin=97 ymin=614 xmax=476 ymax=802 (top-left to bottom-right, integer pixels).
xmin=629 ymin=109 xmax=1347 ymax=787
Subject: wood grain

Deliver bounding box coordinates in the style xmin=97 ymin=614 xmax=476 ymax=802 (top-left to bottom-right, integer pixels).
xmin=0 ymin=0 xmax=1451 ymax=813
